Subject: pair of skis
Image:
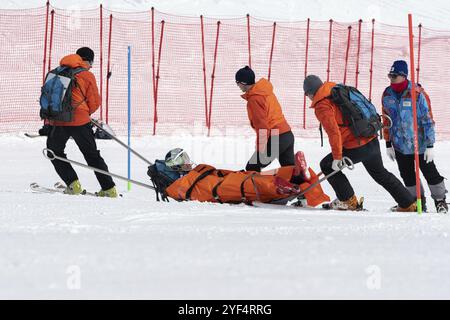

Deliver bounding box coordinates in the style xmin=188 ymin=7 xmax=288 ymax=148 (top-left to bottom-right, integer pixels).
xmin=30 ymin=182 xmax=123 ymax=197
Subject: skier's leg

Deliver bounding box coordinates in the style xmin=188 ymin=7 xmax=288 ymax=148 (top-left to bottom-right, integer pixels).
xmin=277 ymin=131 xmax=295 ymax=167
xmin=46 ymin=126 xmax=78 ymax=185
xmin=320 ymin=152 xmax=354 ymax=201
xmin=395 ymin=150 xmax=427 ymax=206
xmin=418 ymin=153 xmax=447 ymax=201
xmin=70 ymin=124 xmax=115 ymax=190
xmin=362 ymin=141 xmax=415 ymax=208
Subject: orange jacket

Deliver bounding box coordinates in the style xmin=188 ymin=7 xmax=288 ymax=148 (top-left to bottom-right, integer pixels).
xmin=165 ymin=164 xmax=330 ymax=207
xmin=50 ymin=54 xmax=100 ymax=127
xmin=241 ymin=78 xmax=291 ymax=151
xmin=311 ymin=82 xmax=375 ymax=160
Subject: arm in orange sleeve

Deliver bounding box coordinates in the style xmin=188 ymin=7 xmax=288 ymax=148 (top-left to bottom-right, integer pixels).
xmin=315 ymin=102 xmax=343 ymax=159
xmin=248 ymin=96 xmax=269 ymax=152
xmin=82 ymin=72 xmax=101 ymax=115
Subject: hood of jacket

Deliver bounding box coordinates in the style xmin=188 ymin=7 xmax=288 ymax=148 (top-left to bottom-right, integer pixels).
xmin=310 ymin=82 xmax=337 ymax=108
xmin=241 ymin=78 xmax=273 ymax=100
xmin=59 ymin=54 xmax=90 ymax=69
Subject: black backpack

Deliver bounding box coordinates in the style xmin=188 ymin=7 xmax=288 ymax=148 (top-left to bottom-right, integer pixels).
xmin=329 ymin=84 xmax=383 ymax=139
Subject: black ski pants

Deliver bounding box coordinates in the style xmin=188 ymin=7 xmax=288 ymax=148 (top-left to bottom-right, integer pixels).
xmin=46 ymin=123 xmax=115 ymax=190
xmin=320 ymin=138 xmax=414 ymax=208
xmin=246 ymin=131 xmax=295 ymax=172
xmin=394 ymin=150 xmax=444 ymax=187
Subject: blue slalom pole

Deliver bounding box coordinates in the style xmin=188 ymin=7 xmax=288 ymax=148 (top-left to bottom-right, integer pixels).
xmin=127 ymin=46 xmax=131 ymax=191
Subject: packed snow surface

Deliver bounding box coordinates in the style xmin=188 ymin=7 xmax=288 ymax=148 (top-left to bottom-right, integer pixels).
xmin=1 ymin=134 xmax=450 ymax=299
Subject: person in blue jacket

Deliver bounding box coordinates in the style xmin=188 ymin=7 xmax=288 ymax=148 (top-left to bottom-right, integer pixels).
xmin=382 ymin=60 xmax=447 ymax=213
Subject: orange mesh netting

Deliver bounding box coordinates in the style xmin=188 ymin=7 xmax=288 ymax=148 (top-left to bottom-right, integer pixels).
xmin=1 ymin=4 xmax=449 ymax=139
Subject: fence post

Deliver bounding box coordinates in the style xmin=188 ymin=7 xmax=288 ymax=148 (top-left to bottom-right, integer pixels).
xmin=268 ymin=22 xmax=276 ymax=81
xmin=407 ymin=14 xmax=422 ymax=214
xmin=127 ymin=46 xmax=132 ymax=191
xmin=106 ymin=14 xmax=113 ymax=124
xmin=355 ymin=19 xmax=362 ymax=88
xmin=417 ymin=23 xmax=422 ymax=84
xmin=343 ymin=26 xmax=352 ymax=84
xmin=369 ymin=19 xmax=375 ymax=102
xmin=151 ymin=7 xmax=156 ymax=134
xmin=207 ymin=21 xmax=221 ymax=137
xmin=303 ymin=18 xmax=310 ymax=130
xmin=48 ymin=9 xmax=55 ymax=72
xmin=99 ymin=4 xmax=103 ymax=121
xmin=247 ymin=14 xmax=251 ymax=68
xmin=200 ymin=15 xmax=209 ymax=127
xmin=327 ymin=19 xmax=333 ymax=81
xmin=42 ymin=1 xmax=50 ymax=84
xmin=153 ymin=20 xmax=165 ymax=136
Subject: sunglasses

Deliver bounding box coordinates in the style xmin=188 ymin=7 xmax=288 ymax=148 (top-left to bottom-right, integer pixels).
xmin=388 ymin=73 xmax=406 ymax=80
xmin=388 ymin=73 xmax=399 ymax=79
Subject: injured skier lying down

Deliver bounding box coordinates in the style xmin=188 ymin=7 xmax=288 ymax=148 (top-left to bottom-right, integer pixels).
xmin=147 ymin=148 xmax=330 ymax=207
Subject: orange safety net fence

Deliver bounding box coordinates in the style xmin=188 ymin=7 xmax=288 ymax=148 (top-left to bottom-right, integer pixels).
xmin=1 ymin=4 xmax=450 ymax=139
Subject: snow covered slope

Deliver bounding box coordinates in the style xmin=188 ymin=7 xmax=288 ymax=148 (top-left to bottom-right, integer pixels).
xmin=1 ymin=134 xmax=450 ymax=299
xmin=2 ymin=0 xmax=450 ymax=300
xmin=2 ymin=0 xmax=450 ymax=30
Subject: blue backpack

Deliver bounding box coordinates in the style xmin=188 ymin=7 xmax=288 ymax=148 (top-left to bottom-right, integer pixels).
xmin=330 ymin=84 xmax=383 ymax=138
xmin=40 ymin=66 xmax=87 ymax=122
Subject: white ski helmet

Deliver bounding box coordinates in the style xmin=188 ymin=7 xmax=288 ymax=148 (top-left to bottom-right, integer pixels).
xmin=165 ymin=148 xmax=193 ymax=172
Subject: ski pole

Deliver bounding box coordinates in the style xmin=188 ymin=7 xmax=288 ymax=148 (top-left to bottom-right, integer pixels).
xmin=90 ymin=118 xmax=153 ymax=166
xmin=43 ymin=148 xmax=156 ymax=191
xmin=296 ymin=156 xmax=354 ymax=198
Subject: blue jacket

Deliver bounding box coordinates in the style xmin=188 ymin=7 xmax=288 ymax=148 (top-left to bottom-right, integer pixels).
xmin=382 ymin=81 xmax=435 ymax=155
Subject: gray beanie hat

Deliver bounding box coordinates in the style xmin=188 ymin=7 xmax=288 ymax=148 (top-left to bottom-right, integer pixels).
xmin=303 ymin=75 xmax=323 ymax=97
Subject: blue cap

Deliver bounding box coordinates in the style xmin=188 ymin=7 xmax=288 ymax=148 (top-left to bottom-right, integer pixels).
xmin=389 ymin=60 xmax=408 ymax=78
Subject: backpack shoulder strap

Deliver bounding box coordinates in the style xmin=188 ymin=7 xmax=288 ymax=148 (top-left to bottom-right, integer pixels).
xmin=72 ymin=67 xmax=88 ymax=75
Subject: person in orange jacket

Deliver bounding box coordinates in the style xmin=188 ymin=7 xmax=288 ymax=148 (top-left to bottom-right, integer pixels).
xmin=46 ymin=47 xmax=117 ymax=197
xmin=235 ymin=66 xmax=307 ymax=177
xmin=303 ymin=75 xmax=416 ymax=211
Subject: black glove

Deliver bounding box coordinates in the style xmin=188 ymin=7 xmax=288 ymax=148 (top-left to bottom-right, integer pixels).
xmin=38 ymin=124 xmax=52 ymax=136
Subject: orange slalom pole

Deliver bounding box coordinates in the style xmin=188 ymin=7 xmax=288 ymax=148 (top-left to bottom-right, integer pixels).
xmin=408 ymin=14 xmax=422 ymax=214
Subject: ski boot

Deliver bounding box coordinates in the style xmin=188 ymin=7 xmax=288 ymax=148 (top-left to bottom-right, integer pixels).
xmin=96 ymin=186 xmax=118 ymax=198
xmin=323 ymin=195 xmax=364 ymax=211
xmin=435 ymin=199 xmax=448 ymax=213
xmin=64 ymin=180 xmax=83 ymax=195
xmin=394 ymin=202 xmax=417 ymax=212
xmin=294 ymin=151 xmax=311 ymax=181
xmin=391 ymin=197 xmax=426 ymax=212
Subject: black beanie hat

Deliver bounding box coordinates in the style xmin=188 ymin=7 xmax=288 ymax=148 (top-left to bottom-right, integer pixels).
xmin=235 ymin=66 xmax=255 ymax=85
xmin=76 ymin=47 xmax=95 ymax=63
